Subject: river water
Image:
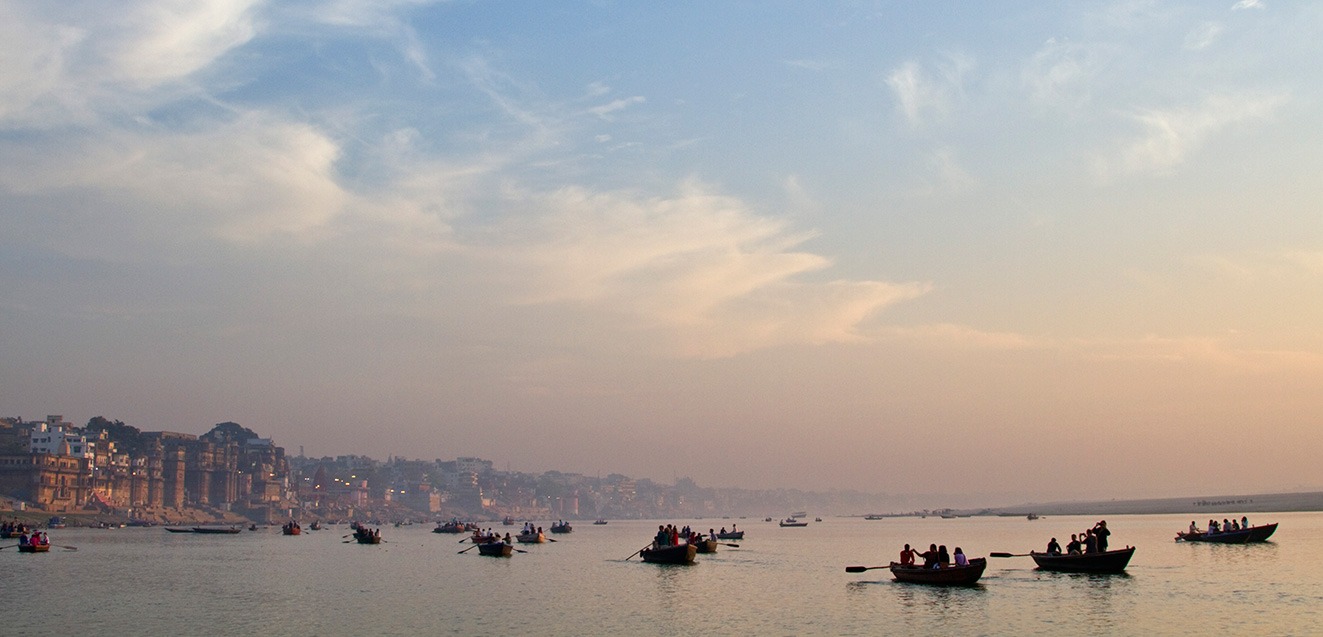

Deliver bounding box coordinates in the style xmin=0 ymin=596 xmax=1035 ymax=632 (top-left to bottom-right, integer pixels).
xmin=3 ymin=511 xmax=1321 ymax=635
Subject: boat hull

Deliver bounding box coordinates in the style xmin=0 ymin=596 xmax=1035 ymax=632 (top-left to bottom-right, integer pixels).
xmin=1031 ymin=547 xmax=1134 ymax=573
xmin=640 ymin=544 xmax=697 ymax=564
xmin=1176 ymin=523 xmax=1277 ymax=544
xmin=717 ymin=531 xmax=744 ymax=540
xmin=18 ymin=544 xmax=51 ymax=553
xmin=550 ymin=524 xmax=572 ymax=534
xmin=890 ymin=558 xmax=986 ymax=586
xmin=477 ymin=542 xmax=513 ymax=557
xmin=515 ymin=534 xmax=546 ymax=544
xmin=192 ymin=527 xmax=241 ymax=534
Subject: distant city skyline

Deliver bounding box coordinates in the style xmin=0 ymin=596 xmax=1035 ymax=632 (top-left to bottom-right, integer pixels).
xmin=4 ymin=1 xmax=1322 ymax=504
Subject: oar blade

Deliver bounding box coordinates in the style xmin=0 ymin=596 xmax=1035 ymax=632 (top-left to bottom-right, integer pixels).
xmin=845 ymin=565 xmax=872 ymax=573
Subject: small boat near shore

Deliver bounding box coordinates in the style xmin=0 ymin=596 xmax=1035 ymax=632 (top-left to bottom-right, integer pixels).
xmin=1030 ymin=547 xmax=1134 ymax=574
xmin=889 ymin=558 xmax=986 ymax=586
xmin=640 ymin=543 xmax=697 ymax=565
xmin=1176 ymin=523 xmax=1277 ymax=544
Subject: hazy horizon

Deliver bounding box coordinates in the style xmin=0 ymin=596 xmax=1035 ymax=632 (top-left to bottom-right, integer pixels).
xmin=4 ymin=1 xmax=1321 ymax=505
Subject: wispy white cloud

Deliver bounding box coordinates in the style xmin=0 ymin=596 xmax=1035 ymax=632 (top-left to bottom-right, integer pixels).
xmin=1232 ymin=0 xmax=1265 ymax=11
xmin=1022 ymin=37 xmax=1108 ymax=114
xmin=1102 ymin=91 xmax=1287 ymax=176
xmin=586 ymin=96 xmax=646 ymax=121
xmin=1184 ymin=22 xmax=1224 ymax=50
xmin=887 ymin=53 xmax=973 ymax=128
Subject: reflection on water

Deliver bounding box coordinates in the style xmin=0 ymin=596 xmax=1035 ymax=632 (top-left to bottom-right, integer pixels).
xmin=6 ymin=513 xmax=1323 ymax=635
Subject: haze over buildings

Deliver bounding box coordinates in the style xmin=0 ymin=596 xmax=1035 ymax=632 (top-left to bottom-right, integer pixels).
xmin=3 ymin=1 xmax=1321 ymax=504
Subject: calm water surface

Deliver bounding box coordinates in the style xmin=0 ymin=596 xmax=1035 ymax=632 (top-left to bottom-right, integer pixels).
xmin=3 ymin=512 xmax=1321 ymax=635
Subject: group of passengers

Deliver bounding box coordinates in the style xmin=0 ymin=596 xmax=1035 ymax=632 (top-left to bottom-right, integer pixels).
xmin=520 ymin=522 xmax=544 ymax=538
xmin=717 ymin=524 xmax=738 ymax=535
xmin=898 ymin=543 xmax=969 ymax=569
xmin=282 ymin=520 xmax=301 ymax=533
xmin=1045 ymin=520 xmax=1111 ymax=555
xmin=17 ymin=530 xmax=50 ymax=547
xmin=1190 ymin=516 xmax=1250 ymax=535
xmin=1 ymin=520 xmax=32 ymax=537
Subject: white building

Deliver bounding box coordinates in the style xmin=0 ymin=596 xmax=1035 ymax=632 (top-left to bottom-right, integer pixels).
xmin=29 ymin=419 xmax=94 ymax=463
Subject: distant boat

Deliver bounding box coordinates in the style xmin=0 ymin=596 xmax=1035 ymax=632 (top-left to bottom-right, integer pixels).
xmin=889 ymin=558 xmax=986 ymax=586
xmin=717 ymin=530 xmax=744 ymax=540
xmin=550 ymin=522 xmax=573 ymax=534
xmin=1027 ymin=514 xmax=1040 ymax=521
xmin=593 ymin=519 xmax=608 ymax=525
xmin=864 ymin=515 xmax=885 ymax=520
xmin=47 ymin=516 xmax=66 ymax=529
xmin=1176 ymin=523 xmax=1277 ymax=544
xmin=779 ymin=518 xmax=809 ymax=527
xmin=192 ymin=527 xmax=242 ymax=534
xmin=814 ymin=517 xmax=823 ymax=522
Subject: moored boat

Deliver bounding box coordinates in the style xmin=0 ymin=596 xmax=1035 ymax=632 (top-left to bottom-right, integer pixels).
xmin=477 ymin=541 xmax=514 ymax=557
xmin=1176 ymin=523 xmax=1277 ymax=544
xmin=1030 ymin=546 xmax=1134 ymax=574
xmin=640 ymin=543 xmax=697 ymax=565
xmin=889 ymin=558 xmax=986 ymax=586
xmin=164 ymin=527 xmax=195 ymax=533
xmin=192 ymin=527 xmax=242 ymax=534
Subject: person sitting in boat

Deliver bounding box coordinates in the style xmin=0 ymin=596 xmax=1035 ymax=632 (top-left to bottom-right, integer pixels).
xmin=1209 ymin=519 xmax=1220 ymax=534
xmin=1223 ymin=518 xmax=1232 ymax=533
xmin=953 ymin=547 xmax=969 ymax=567
xmin=1229 ymin=519 xmax=1240 ymax=531
xmin=1094 ymin=521 xmax=1110 ymax=552
xmin=503 ymin=532 xmax=512 ymax=543
xmin=719 ymin=526 xmax=727 ymax=535
xmin=1189 ymin=521 xmax=1199 ymax=535
xmin=1046 ymin=537 xmax=1062 ymax=555
xmin=918 ymin=544 xmax=940 ymax=568
xmin=937 ymin=545 xmax=950 ymax=566
xmin=1242 ymin=516 xmax=1249 ymax=529
xmin=899 ymin=544 xmax=916 ymax=566
xmin=709 ymin=528 xmax=718 ymax=541
xmin=654 ymin=525 xmax=669 ymax=548
xmin=1066 ymin=533 xmax=1082 ymax=555
xmin=17 ymin=531 xmax=29 ymax=546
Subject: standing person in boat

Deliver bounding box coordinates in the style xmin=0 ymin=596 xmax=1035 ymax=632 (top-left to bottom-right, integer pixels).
xmin=1094 ymin=521 xmax=1110 ymax=552
xmin=1083 ymin=529 xmax=1098 ymax=554
xmin=899 ymin=543 xmax=917 ymax=566
xmin=654 ymin=525 xmax=669 ymax=548
xmin=1046 ymin=537 xmax=1062 ymax=555
xmin=953 ymin=547 xmax=969 ymax=567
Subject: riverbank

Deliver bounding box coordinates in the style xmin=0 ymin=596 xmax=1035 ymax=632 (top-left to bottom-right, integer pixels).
xmin=979 ymin=490 xmax=1323 ymax=517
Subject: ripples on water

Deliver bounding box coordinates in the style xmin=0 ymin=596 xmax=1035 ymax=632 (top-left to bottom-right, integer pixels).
xmin=3 ymin=512 xmax=1321 ymax=635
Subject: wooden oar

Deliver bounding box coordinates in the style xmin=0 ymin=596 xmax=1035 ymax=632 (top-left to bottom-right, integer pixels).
xmin=458 ymin=544 xmax=478 ymax=554
xmin=623 ymin=544 xmax=649 ymax=561
xmin=0 ymin=544 xmax=17 ymax=551
xmin=545 ymin=537 xmax=557 ymax=542
xmin=512 ymin=547 xmax=528 ymax=553
xmin=52 ymin=544 xmax=78 ymax=551
xmin=845 ymin=565 xmax=888 ymax=573
xmin=989 ymin=552 xmax=1031 ymax=558
xmin=721 ymin=543 xmax=740 ymax=548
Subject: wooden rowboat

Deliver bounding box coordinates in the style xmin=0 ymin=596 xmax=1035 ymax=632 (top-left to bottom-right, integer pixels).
xmin=717 ymin=531 xmax=744 ymax=540
xmin=1030 ymin=546 xmax=1134 ymax=573
xmin=477 ymin=542 xmax=513 ymax=557
xmin=889 ymin=558 xmax=986 ymax=586
xmin=640 ymin=543 xmax=697 ymax=564
xmin=692 ymin=539 xmax=718 ymax=554
xmin=516 ymin=532 xmax=546 ymax=543
xmin=1176 ymin=523 xmax=1277 ymax=544
xmin=779 ymin=518 xmax=808 ymax=527
xmin=192 ymin=527 xmax=241 ymax=534
xmin=18 ymin=544 xmax=51 ymax=553
xmin=550 ymin=523 xmax=572 ymax=534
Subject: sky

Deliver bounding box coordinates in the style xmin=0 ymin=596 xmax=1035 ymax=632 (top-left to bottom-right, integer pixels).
xmin=2 ymin=0 xmax=1321 ymax=505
